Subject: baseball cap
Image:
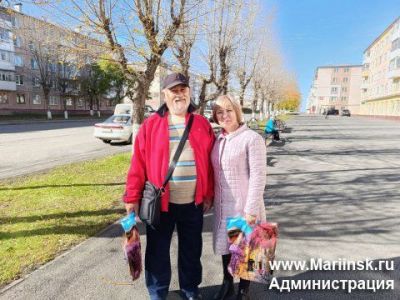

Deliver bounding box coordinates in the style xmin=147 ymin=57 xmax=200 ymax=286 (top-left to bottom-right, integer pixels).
xmin=162 ymin=73 xmax=189 ymax=90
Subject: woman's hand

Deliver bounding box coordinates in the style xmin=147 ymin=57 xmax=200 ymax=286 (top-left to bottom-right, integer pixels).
xmin=245 ymin=214 xmax=257 ymax=225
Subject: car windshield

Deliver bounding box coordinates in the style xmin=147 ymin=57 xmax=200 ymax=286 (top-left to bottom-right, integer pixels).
xmin=104 ymin=115 xmax=130 ymax=124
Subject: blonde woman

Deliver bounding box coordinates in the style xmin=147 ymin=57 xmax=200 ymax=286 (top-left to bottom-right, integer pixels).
xmin=211 ymin=95 xmax=267 ymax=300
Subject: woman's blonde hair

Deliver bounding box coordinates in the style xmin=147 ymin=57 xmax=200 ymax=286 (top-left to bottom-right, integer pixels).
xmin=212 ymin=94 xmax=243 ymax=125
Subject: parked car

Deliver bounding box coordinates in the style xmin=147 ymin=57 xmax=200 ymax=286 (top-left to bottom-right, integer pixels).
xmin=341 ymin=109 xmax=351 ymax=117
xmin=94 ymin=114 xmax=133 ymax=144
xmin=326 ymin=109 xmax=339 ymax=115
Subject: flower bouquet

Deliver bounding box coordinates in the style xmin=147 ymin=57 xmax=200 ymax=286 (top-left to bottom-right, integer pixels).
xmin=121 ymin=212 xmax=142 ymax=281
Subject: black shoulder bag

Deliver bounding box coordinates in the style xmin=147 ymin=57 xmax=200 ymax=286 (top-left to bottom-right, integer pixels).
xmin=139 ymin=114 xmax=194 ymax=228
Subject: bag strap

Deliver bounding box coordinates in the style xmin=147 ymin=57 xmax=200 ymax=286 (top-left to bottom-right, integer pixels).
xmin=161 ymin=114 xmax=194 ymax=190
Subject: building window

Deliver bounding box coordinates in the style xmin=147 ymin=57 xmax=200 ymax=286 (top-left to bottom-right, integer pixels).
xmin=319 ymin=96 xmax=324 ymax=100
xmin=0 ymin=28 xmax=11 ymax=41
xmin=13 ymin=37 xmax=22 ymax=47
xmin=15 ymin=55 xmax=23 ymax=66
xmin=31 ymin=59 xmax=38 ymax=70
xmin=66 ymin=98 xmax=73 ymax=106
xmin=0 ymin=50 xmax=12 ymax=62
xmin=331 ymin=87 xmax=338 ymax=94
xmin=329 ymin=96 xmax=337 ymax=102
xmin=0 ymin=92 xmax=8 ymax=104
xmin=344 ymin=68 xmax=349 ymax=72
xmin=343 ymin=77 xmax=348 ymax=83
xmin=341 ymin=96 xmax=347 ymax=101
xmin=332 ymin=78 xmax=337 ymax=83
xmin=334 ymin=68 xmax=339 ymax=72
xmin=77 ymin=98 xmax=84 ymax=107
xmin=16 ymin=75 xmax=23 ymax=85
xmin=32 ymin=77 xmax=41 ymax=87
xmin=0 ymin=72 xmax=13 ymax=81
xmin=49 ymin=96 xmax=59 ymax=106
xmin=33 ymin=95 xmax=41 ymax=105
xmin=342 ymin=87 xmax=348 ymax=92
xmin=16 ymin=94 xmax=26 ymax=104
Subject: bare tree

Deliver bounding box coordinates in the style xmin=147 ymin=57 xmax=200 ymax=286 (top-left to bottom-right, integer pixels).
xmin=234 ymin=3 xmax=262 ymax=107
xmin=34 ymin=0 xmax=198 ymax=130
xmin=171 ymin=13 xmax=199 ymax=79
xmin=15 ymin=16 xmax=57 ymax=119
xmin=196 ymin=0 xmax=243 ymax=113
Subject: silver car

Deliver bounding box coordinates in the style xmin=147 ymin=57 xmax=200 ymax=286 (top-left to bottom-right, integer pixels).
xmin=94 ymin=114 xmax=133 ymax=144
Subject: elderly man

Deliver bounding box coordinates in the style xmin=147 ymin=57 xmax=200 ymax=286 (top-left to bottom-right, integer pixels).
xmin=123 ymin=73 xmax=215 ymax=300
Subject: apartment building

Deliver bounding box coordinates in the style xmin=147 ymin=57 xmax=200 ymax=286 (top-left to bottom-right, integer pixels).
xmin=307 ymin=65 xmax=362 ymax=114
xmin=0 ymin=4 xmax=117 ymax=116
xmin=360 ymin=17 xmax=400 ymax=117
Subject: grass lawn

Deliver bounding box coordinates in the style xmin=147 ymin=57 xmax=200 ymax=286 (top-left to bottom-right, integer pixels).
xmin=0 ymin=152 xmax=131 ymax=287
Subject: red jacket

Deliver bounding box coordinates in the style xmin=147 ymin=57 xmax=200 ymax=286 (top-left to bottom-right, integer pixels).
xmin=123 ymin=105 xmax=215 ymax=212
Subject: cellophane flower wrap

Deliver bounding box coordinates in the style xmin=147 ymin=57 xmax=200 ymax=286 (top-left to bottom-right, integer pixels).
xmin=121 ymin=212 xmax=142 ymax=281
xmin=226 ymin=216 xmax=278 ymax=284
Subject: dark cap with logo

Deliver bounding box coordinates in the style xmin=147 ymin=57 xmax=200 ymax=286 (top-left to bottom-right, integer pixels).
xmin=162 ymin=73 xmax=189 ymax=90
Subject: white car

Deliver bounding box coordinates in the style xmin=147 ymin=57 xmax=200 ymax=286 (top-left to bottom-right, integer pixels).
xmin=94 ymin=114 xmax=133 ymax=144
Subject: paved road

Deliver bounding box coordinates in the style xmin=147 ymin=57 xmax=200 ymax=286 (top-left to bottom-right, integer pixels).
xmin=1 ymin=115 xmax=399 ymax=299
xmin=0 ymin=120 xmax=131 ymax=180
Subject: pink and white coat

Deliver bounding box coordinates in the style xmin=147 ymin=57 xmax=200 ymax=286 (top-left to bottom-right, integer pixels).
xmin=211 ymin=124 xmax=267 ymax=255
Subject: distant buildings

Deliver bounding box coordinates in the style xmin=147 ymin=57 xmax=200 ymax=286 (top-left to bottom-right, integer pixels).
xmin=360 ymin=17 xmax=400 ymax=117
xmin=307 ymin=16 xmax=400 ymax=117
xmin=307 ymin=65 xmax=362 ymax=114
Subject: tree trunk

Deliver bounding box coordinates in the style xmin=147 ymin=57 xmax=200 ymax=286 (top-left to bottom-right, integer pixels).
xmin=239 ymin=84 xmax=245 ymax=107
xmin=44 ymin=89 xmax=51 ymax=120
xmin=198 ymin=79 xmax=210 ymax=115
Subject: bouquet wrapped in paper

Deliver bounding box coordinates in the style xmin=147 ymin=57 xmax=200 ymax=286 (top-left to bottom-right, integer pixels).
xmin=226 ymin=217 xmax=278 ymax=284
xmin=121 ymin=212 xmax=142 ymax=281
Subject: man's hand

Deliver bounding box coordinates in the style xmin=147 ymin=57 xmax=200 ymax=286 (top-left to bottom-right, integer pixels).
xmin=203 ymin=198 xmax=213 ymax=213
xmin=245 ymin=214 xmax=257 ymax=225
xmin=125 ymin=203 xmax=139 ymax=215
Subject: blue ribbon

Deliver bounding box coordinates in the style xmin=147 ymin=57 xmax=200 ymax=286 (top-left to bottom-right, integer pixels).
xmin=226 ymin=216 xmax=253 ymax=236
xmin=120 ymin=212 xmax=136 ymax=233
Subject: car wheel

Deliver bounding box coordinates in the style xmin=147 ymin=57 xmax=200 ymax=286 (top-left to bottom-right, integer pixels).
xmin=127 ymin=134 xmax=133 ymax=144
xmin=102 ymin=140 xmax=111 ymax=144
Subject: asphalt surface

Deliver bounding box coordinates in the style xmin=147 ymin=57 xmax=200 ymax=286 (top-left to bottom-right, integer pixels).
xmin=0 ymin=120 xmax=131 ymax=180
xmin=1 ymin=115 xmax=399 ymax=299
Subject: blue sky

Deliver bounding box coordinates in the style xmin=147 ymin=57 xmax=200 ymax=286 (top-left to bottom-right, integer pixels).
xmin=264 ymin=0 xmax=400 ymax=111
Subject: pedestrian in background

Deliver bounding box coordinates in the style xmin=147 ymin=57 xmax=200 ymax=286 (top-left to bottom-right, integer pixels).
xmin=123 ymin=73 xmax=215 ymax=300
xmin=264 ymin=116 xmax=280 ymax=141
xmin=211 ymin=95 xmax=267 ymax=300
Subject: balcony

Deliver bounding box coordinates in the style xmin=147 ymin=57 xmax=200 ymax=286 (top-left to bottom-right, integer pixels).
xmin=361 ymin=81 xmax=369 ymax=89
xmin=391 ymin=28 xmax=400 ymax=42
xmin=0 ymin=81 xmax=16 ymax=91
xmin=388 ymin=69 xmax=400 ymax=79
xmin=389 ymin=48 xmax=400 ymax=60
xmin=363 ymin=55 xmax=370 ymax=64
xmin=0 ymin=61 xmax=15 ymax=71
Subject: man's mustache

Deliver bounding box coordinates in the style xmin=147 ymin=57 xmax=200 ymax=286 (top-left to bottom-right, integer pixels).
xmin=173 ymin=96 xmax=186 ymax=101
